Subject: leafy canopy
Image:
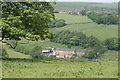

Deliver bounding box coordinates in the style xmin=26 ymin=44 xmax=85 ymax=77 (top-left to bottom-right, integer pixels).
xmin=1 ymin=2 xmax=55 ymax=48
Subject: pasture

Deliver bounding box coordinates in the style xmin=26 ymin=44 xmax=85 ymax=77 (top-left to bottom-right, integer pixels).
xmin=2 ymin=59 xmax=118 ymax=78
xmin=54 ymin=2 xmax=118 ymax=12
xmin=98 ymin=51 xmax=118 ymax=60
xmin=49 ymin=13 xmax=118 ymax=41
xmin=2 ymin=44 xmax=31 ymax=59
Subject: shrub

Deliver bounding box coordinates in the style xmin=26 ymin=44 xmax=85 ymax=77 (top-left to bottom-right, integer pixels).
xmin=24 ymin=48 xmax=30 ymax=55
xmin=0 ymin=47 xmax=9 ymax=58
xmin=48 ymin=19 xmax=66 ymax=28
xmin=80 ymin=10 xmax=87 ymax=16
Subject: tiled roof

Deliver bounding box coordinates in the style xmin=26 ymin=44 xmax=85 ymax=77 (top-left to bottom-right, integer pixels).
xmin=76 ymin=49 xmax=86 ymax=53
xmin=55 ymin=48 xmax=75 ymax=51
xmin=42 ymin=50 xmax=50 ymax=53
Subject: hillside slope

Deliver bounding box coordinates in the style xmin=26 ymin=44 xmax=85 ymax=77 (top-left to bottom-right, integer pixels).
xmin=54 ymin=2 xmax=118 ymax=13
xmin=49 ymin=13 xmax=118 ymax=41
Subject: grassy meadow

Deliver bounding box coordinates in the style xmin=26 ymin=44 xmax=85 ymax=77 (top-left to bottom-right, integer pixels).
xmin=2 ymin=44 xmax=31 ymax=58
xmin=2 ymin=59 xmax=118 ymax=78
xmin=49 ymin=13 xmax=118 ymax=41
xmin=55 ymin=2 xmax=118 ymax=12
xmin=98 ymin=51 xmax=118 ymax=60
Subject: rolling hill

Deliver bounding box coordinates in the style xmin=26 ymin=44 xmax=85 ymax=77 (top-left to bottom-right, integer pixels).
xmin=49 ymin=13 xmax=118 ymax=41
xmin=54 ymin=2 xmax=118 ymax=13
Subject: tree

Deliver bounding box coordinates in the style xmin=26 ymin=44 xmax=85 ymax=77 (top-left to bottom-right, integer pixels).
xmin=70 ymin=36 xmax=79 ymax=46
xmin=80 ymin=10 xmax=87 ymax=16
xmin=83 ymin=45 xmax=107 ymax=59
xmin=24 ymin=48 xmax=30 ymax=55
xmin=55 ymin=19 xmax=66 ymax=27
xmin=30 ymin=46 xmax=43 ymax=58
xmin=67 ymin=44 xmax=71 ymax=49
xmin=104 ymin=38 xmax=118 ymax=50
xmin=1 ymin=2 xmax=55 ymax=48
xmin=87 ymin=11 xmax=118 ymax=25
xmin=88 ymin=36 xmax=99 ymax=48
xmin=48 ymin=19 xmax=66 ymax=28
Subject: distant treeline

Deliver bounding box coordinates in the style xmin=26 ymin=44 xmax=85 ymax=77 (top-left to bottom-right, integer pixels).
xmin=51 ymin=30 xmax=99 ymax=48
xmin=48 ymin=19 xmax=66 ymax=28
xmin=87 ymin=11 xmax=118 ymax=24
xmin=68 ymin=9 xmax=118 ymax=25
xmin=51 ymin=30 xmax=119 ymax=59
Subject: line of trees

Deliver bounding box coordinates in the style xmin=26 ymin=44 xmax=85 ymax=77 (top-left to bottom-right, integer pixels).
xmin=51 ymin=30 xmax=101 ymax=48
xmin=87 ymin=11 xmax=118 ymax=24
xmin=50 ymin=30 xmax=119 ymax=59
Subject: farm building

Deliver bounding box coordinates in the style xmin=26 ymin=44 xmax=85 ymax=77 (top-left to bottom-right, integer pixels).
xmin=42 ymin=48 xmax=87 ymax=58
xmin=42 ymin=50 xmax=52 ymax=56
xmin=76 ymin=49 xmax=88 ymax=56
xmin=54 ymin=48 xmax=76 ymax=58
xmin=75 ymin=11 xmax=80 ymax=15
xmin=53 ymin=48 xmax=87 ymax=58
xmin=59 ymin=11 xmax=62 ymax=14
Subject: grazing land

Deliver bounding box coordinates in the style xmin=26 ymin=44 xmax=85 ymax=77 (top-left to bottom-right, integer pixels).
xmin=2 ymin=44 xmax=31 ymax=58
xmin=54 ymin=2 xmax=118 ymax=13
xmin=2 ymin=59 xmax=118 ymax=78
xmin=49 ymin=13 xmax=118 ymax=41
xmin=98 ymin=51 xmax=118 ymax=60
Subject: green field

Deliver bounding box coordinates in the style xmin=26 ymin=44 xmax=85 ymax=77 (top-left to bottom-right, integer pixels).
xmin=2 ymin=60 xmax=118 ymax=78
xmin=3 ymin=44 xmax=31 ymax=58
xmin=7 ymin=49 xmax=31 ymax=58
xmin=55 ymin=2 xmax=118 ymax=13
xmin=49 ymin=13 xmax=118 ymax=41
xmin=98 ymin=51 xmax=118 ymax=60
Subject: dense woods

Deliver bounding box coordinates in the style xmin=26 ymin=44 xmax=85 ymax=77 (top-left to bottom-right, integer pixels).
xmin=51 ymin=30 xmax=98 ymax=48
xmin=87 ymin=11 xmax=118 ymax=24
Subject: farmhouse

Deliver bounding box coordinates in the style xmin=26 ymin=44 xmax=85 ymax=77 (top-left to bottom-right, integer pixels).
xmin=54 ymin=48 xmax=76 ymax=58
xmin=42 ymin=48 xmax=87 ymax=58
